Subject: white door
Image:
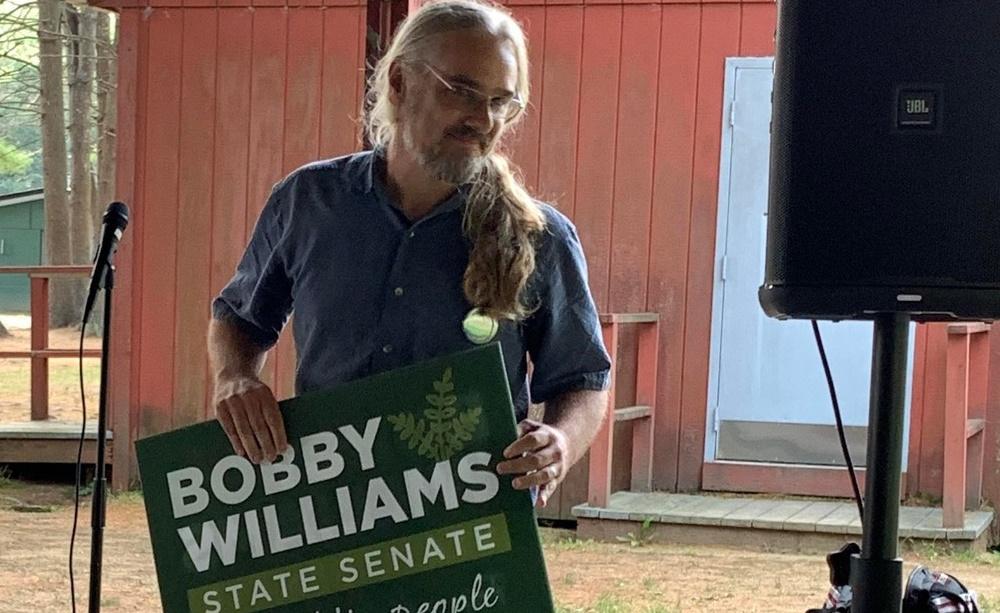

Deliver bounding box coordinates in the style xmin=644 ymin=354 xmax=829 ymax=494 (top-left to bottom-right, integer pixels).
xmin=705 ymin=58 xmax=914 ymax=467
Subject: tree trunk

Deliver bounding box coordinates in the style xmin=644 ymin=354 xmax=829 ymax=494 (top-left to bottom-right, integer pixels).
xmin=68 ymin=8 xmax=96 ymax=266
xmin=67 ymin=7 xmax=98 ymax=331
xmin=86 ymin=10 xmax=117 ymax=336
xmin=95 ymin=11 xmax=116 ymax=219
xmin=37 ymin=0 xmax=77 ymax=327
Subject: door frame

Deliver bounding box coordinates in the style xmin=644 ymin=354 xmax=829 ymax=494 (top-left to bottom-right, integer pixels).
xmin=705 ymin=56 xmax=774 ymax=463
xmin=703 ymin=58 xmax=916 ymax=496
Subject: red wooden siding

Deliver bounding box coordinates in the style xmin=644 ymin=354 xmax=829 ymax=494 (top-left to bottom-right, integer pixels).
xmin=100 ymin=0 xmax=987 ymax=505
xmin=138 ymin=10 xmax=182 ymax=440
xmin=246 ymin=8 xmax=289 ymax=397
xmin=535 ymin=6 xmax=583 ymax=218
xmin=105 ymin=3 xmax=368 ymax=486
xmin=505 ymin=4 xmax=544 ymax=189
xmin=984 ymin=333 xmax=1000 ymax=513
xmin=911 ymin=325 xmax=949 ymax=498
xmin=109 ymin=8 xmax=142 ymax=489
xmin=571 ymin=4 xmax=621 ymax=309
xmin=505 ymin=0 xmax=775 ymax=491
xmin=175 ymin=10 xmax=218 ymax=429
xmin=208 ymin=8 xmax=254 ymax=417
xmin=646 ymin=4 xmax=701 ymax=492
xmin=503 ymin=0 xmax=973 ymax=499
xmin=680 ymin=4 xmax=742 ymax=492
xmin=94 ymin=0 xmax=368 ymax=7
xmin=907 ymin=325 xmax=930 ymax=495
xmin=907 ymin=323 xmax=1000 ymax=508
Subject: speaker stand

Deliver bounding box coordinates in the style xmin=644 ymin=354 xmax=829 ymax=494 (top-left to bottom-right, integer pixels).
xmin=850 ymin=312 xmax=910 ymax=613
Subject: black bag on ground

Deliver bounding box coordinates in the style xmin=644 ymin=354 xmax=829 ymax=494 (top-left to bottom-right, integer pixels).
xmin=806 ymin=544 xmax=981 ymax=613
xmin=805 ymin=543 xmax=858 ymax=612
xmin=902 ymin=565 xmax=980 ymax=613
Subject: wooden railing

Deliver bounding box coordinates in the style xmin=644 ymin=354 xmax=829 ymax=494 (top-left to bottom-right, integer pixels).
xmin=587 ymin=313 xmax=660 ymax=508
xmin=0 ymin=266 xmax=100 ymax=421
xmin=943 ymin=322 xmax=990 ymax=528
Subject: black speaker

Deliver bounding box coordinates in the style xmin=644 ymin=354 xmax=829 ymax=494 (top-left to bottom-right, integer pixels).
xmin=760 ymin=1 xmax=1000 ymax=322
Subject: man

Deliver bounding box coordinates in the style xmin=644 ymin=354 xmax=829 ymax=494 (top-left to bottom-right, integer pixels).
xmin=208 ymin=0 xmax=611 ymax=508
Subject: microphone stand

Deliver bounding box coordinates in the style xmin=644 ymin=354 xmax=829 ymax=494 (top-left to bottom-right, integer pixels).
xmin=851 ymin=312 xmax=910 ymax=613
xmin=87 ymin=263 xmax=114 ymax=613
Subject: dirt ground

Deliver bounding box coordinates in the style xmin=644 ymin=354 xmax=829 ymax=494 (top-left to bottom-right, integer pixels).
xmin=0 ymin=326 xmax=101 ymax=424
xmin=1 ymin=326 xmax=997 ymax=612
xmin=0 ymin=482 xmax=998 ymax=613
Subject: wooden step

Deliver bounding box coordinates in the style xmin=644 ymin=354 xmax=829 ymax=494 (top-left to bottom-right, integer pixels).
xmin=0 ymin=421 xmax=112 ymax=464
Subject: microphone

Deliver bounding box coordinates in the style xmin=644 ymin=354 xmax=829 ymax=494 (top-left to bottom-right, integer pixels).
xmin=83 ymin=202 xmax=129 ymax=324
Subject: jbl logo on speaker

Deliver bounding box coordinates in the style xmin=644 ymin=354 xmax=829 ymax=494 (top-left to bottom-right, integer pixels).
xmin=898 ymin=89 xmax=938 ymax=128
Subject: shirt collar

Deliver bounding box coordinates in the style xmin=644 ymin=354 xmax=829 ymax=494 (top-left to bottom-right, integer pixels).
xmin=360 ymin=147 xmax=381 ymax=194
xmin=363 ymin=147 xmax=470 ymax=220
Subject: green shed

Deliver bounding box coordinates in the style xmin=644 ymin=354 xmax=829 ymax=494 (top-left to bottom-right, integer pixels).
xmin=0 ymin=188 xmax=44 ymax=313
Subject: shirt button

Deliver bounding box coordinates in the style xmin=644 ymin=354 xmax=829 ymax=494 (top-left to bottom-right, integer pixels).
xmin=382 ymin=344 xmax=393 ymax=354
xmin=394 ymin=287 xmax=404 ymax=297
xmin=408 ymin=231 xmax=416 ymax=238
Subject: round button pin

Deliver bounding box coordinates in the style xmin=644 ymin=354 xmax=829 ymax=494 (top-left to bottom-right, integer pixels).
xmin=462 ymin=308 xmax=499 ymax=344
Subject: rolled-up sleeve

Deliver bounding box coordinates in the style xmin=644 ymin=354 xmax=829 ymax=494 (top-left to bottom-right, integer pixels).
xmin=211 ymin=186 xmax=293 ymax=349
xmin=525 ymin=209 xmax=612 ymax=404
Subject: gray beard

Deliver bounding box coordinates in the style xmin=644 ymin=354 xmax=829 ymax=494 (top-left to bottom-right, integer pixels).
xmin=402 ymin=124 xmax=485 ymax=185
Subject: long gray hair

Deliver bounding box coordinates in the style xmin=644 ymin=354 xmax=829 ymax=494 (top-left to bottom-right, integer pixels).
xmin=364 ymin=0 xmax=547 ymax=321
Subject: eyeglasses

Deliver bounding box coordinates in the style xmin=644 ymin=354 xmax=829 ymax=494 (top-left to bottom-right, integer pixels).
xmin=421 ymin=62 xmax=525 ymax=122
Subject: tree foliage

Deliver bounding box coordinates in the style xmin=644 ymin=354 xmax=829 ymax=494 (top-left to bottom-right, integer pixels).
xmin=0 ymin=138 xmax=30 ymax=175
xmin=0 ymin=1 xmax=43 ymax=194
xmin=0 ymin=1 xmax=117 ymax=325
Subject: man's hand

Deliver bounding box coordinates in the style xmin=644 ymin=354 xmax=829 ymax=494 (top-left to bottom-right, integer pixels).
xmin=496 ymin=419 xmax=570 ymax=508
xmin=213 ymin=376 xmax=287 ymax=464
xmin=496 ymin=389 xmax=609 ymax=508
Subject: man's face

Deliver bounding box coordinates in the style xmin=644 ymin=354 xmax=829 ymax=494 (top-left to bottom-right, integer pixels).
xmin=397 ymin=29 xmax=520 ymax=185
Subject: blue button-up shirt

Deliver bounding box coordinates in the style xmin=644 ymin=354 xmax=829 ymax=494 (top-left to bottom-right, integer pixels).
xmin=212 ymin=150 xmax=610 ymax=419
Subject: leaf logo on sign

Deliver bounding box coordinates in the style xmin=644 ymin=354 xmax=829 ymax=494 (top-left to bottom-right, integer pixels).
xmin=387 ymin=368 xmax=483 ymax=461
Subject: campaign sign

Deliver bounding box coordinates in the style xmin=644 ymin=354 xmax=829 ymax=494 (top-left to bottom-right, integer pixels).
xmin=136 ymin=345 xmax=555 ymax=613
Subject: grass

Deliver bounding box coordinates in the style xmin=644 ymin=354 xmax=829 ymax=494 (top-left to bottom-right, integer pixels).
xmin=0 ymin=356 xmax=100 ymax=422
xmin=908 ymin=543 xmax=999 ymax=612
xmin=110 ymin=488 xmax=144 ymax=504
xmin=556 ymin=594 xmax=680 ymax=613
xmin=1 ymin=476 xmax=997 ymax=611
xmin=0 ymin=359 xmax=34 ymax=402
xmin=913 ymin=542 xmax=1000 ymax=567
xmin=538 ymin=528 xmax=601 ymax=552
xmin=573 ymin=577 xmax=995 ymax=613
xmin=49 ymin=358 xmax=101 ymax=392
xmin=547 ymin=559 xmax=999 ymax=613
xmin=616 ymin=517 xmax=656 ymax=547
xmin=543 ymin=529 xmax=682 ymax=612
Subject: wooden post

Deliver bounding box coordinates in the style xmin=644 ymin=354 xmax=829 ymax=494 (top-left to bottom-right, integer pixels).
xmin=943 ymin=331 xmax=970 ymax=529
xmin=588 ymin=321 xmax=618 ymax=508
xmin=942 ymin=324 xmax=991 ymax=529
xmin=985 ymin=330 xmax=1000 ymax=516
xmin=631 ymin=321 xmax=659 ymax=492
xmin=30 ymin=276 xmax=49 ymax=421
xmin=109 ymin=9 xmax=140 ymax=491
xmin=965 ymin=329 xmax=989 ymax=510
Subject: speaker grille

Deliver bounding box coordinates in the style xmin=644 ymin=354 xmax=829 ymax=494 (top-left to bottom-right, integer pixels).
xmin=763 ymin=1 xmax=1000 ymax=320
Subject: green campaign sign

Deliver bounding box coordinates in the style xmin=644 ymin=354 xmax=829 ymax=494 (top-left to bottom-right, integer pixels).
xmin=136 ymin=345 xmax=555 ymax=613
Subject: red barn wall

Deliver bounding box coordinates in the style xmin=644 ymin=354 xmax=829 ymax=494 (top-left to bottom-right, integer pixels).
xmin=501 ymin=0 xmax=778 ymax=491
xmin=97 ymin=0 xmax=978 ymax=506
xmin=101 ymin=0 xmax=368 ymax=485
